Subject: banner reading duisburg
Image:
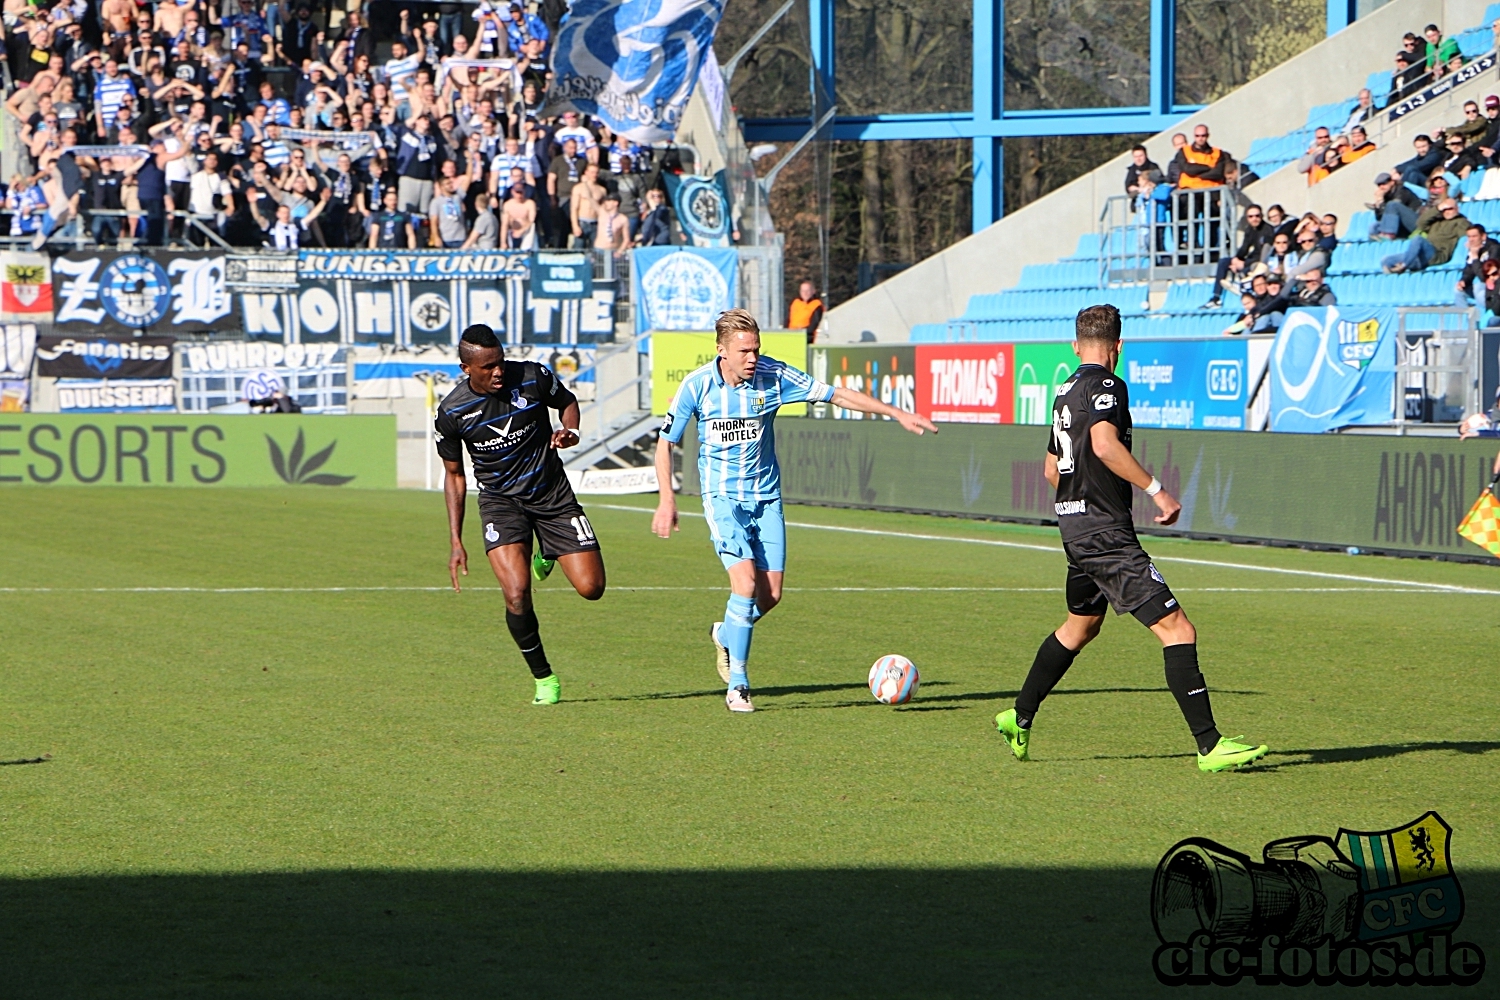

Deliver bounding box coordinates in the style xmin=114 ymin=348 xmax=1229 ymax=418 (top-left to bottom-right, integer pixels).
xmin=543 ymin=0 xmax=724 ymax=143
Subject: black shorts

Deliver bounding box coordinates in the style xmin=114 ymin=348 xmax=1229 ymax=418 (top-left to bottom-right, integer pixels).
xmin=475 ymin=480 xmax=600 ymax=559
xmin=1062 ymin=524 xmax=1179 ymax=627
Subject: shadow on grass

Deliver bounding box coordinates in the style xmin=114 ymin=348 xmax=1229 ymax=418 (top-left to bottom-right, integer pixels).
xmin=1087 ymin=740 xmax=1500 ymax=767
xmin=0 ymin=756 xmax=49 ymax=766
xmin=0 ymin=867 xmax=1156 ymax=998
xmin=768 ymin=686 xmax=1266 ymax=712
xmin=6 ymin=867 xmax=1494 ymax=998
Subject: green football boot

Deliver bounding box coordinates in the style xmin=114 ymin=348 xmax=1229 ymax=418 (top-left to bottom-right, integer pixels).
xmin=994 ymin=708 xmax=1030 ymax=761
xmin=531 ymin=551 xmax=557 ymax=582
xmin=1197 ymin=736 xmax=1269 ymax=772
xmin=532 ymin=675 xmax=561 ymax=706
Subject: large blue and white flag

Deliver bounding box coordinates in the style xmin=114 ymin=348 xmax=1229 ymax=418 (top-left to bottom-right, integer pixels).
xmin=544 ymin=0 xmax=725 ymax=143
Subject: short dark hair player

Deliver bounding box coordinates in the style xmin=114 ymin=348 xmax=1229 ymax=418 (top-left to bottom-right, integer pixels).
xmin=436 ymin=324 xmax=606 ymax=705
xmin=994 ymin=305 xmax=1268 ymax=772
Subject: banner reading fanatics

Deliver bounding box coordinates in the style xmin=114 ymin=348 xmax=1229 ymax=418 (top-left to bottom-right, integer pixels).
xmin=36 ymin=335 xmax=175 ymax=379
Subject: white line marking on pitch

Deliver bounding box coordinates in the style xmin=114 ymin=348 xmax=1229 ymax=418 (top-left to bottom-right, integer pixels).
xmin=0 ymin=585 xmax=1450 ymax=595
xmin=592 ymin=503 xmax=1500 ymax=595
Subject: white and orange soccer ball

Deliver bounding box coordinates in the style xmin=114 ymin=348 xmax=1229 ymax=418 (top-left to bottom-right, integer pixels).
xmin=868 ymin=654 xmax=919 ymax=705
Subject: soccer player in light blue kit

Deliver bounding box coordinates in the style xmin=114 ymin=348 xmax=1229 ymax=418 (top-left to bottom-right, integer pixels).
xmin=652 ymin=309 xmax=937 ymax=712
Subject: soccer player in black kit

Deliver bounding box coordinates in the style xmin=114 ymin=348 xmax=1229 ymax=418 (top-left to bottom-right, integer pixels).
xmin=435 ymin=324 xmax=606 ymax=705
xmin=994 ymin=305 xmax=1268 ymax=772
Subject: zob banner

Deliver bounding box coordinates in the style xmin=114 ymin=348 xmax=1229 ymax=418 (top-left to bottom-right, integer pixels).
xmin=0 ymin=415 xmax=395 ymax=487
xmin=53 ymin=251 xmax=232 ymax=336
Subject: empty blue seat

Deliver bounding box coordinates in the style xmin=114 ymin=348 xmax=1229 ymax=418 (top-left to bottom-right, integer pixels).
xmin=1485 ymin=2 xmax=1500 ymax=25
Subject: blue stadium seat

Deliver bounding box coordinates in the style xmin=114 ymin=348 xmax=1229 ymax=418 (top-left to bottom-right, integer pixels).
xmin=909 ymin=323 xmax=948 ymax=342
xmin=1484 ymin=2 xmax=1500 ymax=25
xmin=1458 ymin=27 xmax=1493 ymax=58
xmin=1366 ymin=71 xmax=1393 ymax=103
xmin=1066 ymin=232 xmax=1101 ymax=260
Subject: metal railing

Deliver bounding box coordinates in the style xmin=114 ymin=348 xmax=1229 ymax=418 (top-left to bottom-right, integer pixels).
xmin=1100 ymin=187 xmax=1238 ymax=285
xmin=1392 ymin=306 xmax=1480 ymax=432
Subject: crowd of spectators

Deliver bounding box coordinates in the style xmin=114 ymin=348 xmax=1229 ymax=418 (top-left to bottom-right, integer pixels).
xmin=1117 ymin=16 xmax=1500 ymax=330
xmin=0 ymin=0 xmax=680 ymax=251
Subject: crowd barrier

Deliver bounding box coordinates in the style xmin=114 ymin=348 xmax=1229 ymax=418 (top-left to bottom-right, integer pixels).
xmin=682 ymin=419 xmax=1500 ymax=561
xmin=0 ymin=415 xmax=396 ymax=488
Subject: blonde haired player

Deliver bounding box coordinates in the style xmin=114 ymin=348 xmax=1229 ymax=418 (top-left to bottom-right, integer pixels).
xmin=651 ymin=309 xmax=937 ymax=712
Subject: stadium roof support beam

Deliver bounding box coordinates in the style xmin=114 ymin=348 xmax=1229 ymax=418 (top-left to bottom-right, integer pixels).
xmin=740 ymin=0 xmax=1362 ymax=234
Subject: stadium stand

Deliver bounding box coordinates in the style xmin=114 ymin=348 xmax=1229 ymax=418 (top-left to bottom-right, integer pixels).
xmin=826 ymin=0 xmax=1500 ymax=342
xmin=0 ymin=0 xmax=661 ymax=252
xmin=878 ymin=1 xmax=1500 ymax=343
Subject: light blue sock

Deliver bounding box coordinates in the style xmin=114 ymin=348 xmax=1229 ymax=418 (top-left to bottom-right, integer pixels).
xmin=722 ymin=593 xmax=756 ymax=689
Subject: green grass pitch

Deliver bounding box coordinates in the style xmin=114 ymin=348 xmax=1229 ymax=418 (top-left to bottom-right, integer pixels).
xmin=1 ymin=486 xmax=1497 ymax=998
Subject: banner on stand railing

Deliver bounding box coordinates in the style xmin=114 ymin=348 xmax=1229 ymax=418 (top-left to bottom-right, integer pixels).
xmin=1268 ymin=306 xmax=1397 ymax=433
xmin=631 ymin=247 xmax=737 ymax=336
xmin=1386 ymin=53 xmax=1497 ymax=121
xmin=35 ymin=335 xmax=175 ymax=379
xmin=50 ymin=250 xmax=617 ymax=345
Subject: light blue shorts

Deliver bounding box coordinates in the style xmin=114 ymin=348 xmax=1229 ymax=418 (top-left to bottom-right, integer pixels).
xmin=701 ymin=495 xmax=786 ymax=572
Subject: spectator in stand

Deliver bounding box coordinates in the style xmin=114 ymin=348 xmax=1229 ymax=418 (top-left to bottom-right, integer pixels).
xmin=1425 ymin=24 xmax=1461 ymax=77
xmin=1261 ymin=231 xmax=1294 ymax=280
xmin=788 ymin=281 xmax=825 ymax=341
xmin=1390 ymin=52 xmax=1425 ymax=104
xmin=1173 ymin=125 xmax=1227 ymax=189
xmin=547 ymin=136 xmax=583 ymax=248
xmin=1286 ymin=228 xmax=1330 ymax=279
xmin=1203 ymin=204 xmax=1272 ymax=309
xmin=1447 ymin=101 xmax=1488 ymax=144
xmin=1481 ymin=258 xmax=1500 ymax=322
xmin=368 ymin=186 xmax=417 ymax=248
xmin=1292 ymin=268 xmax=1336 ymax=307
xmin=1317 ymin=214 xmax=1339 ymax=256
xmin=1395 ymin=134 xmax=1443 ymax=186
xmin=1383 ymin=198 xmax=1469 ymax=273
xmin=1369 ymin=171 xmax=1423 ymax=239
xmin=1341 ymin=89 xmax=1378 ymax=133
xmin=1263 ymin=204 xmax=1295 ymax=241
xmin=501 ymin=181 xmax=537 ymax=248
xmin=593 ymin=191 xmax=629 ymax=255
xmin=1456 ymin=223 xmax=1500 ymax=305
xmin=1313 ymin=135 xmax=1351 ymax=182
xmin=1124 ymin=144 xmax=1159 ymax=199
xmin=636 ymin=187 xmax=672 ymax=246
xmin=1298 ymin=127 xmax=1332 ymax=184
xmin=1164 ymin=132 xmax=1187 ymax=186
xmin=1344 ymin=126 xmax=1377 ymax=164
xmin=1440 ymin=130 xmax=1487 ymax=181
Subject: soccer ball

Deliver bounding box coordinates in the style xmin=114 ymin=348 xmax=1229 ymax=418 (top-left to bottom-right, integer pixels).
xmin=868 ymin=654 xmax=919 ymax=705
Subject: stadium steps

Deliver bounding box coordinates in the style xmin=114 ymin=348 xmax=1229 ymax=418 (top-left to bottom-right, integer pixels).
xmin=562 ymin=409 xmax=660 ymax=472
xmin=824 ymin=0 xmax=1465 ymax=341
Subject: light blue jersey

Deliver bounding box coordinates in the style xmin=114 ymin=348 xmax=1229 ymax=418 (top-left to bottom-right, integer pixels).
xmin=661 ymin=355 xmax=835 ymax=501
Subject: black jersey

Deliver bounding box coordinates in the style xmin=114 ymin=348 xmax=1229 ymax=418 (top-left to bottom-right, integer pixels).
xmin=1047 ymin=363 xmax=1134 ymax=541
xmin=434 ymin=361 xmax=576 ymax=499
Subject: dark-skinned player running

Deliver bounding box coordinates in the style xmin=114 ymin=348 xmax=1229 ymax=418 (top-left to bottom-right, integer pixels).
xmin=993 ymin=304 xmax=1269 ymax=772
xmin=436 ymin=324 xmax=606 ymax=705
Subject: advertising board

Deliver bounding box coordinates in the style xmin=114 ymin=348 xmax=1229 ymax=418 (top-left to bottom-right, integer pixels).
xmin=1124 ymin=339 xmax=1249 ymax=431
xmin=649 ymin=331 xmax=808 ymax=415
xmin=699 ymin=420 xmax=1500 ymax=559
xmin=808 ymin=345 xmax=916 ymax=419
xmin=0 ymin=415 xmax=395 ymax=487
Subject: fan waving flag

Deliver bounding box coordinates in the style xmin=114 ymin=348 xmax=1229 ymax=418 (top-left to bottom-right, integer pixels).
xmin=543 ymin=0 xmax=725 ymax=143
xmin=1457 ymin=478 xmax=1500 ymax=557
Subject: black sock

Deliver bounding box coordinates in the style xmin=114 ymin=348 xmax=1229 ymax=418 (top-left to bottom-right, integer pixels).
xmin=1015 ymin=633 xmax=1078 ymax=728
xmin=505 ymin=608 xmax=552 ymax=679
xmin=1163 ymin=643 xmax=1220 ymax=755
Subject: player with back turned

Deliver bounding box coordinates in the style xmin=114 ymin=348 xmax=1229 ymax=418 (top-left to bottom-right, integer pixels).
xmin=435 ymin=324 xmax=606 ymax=706
xmin=993 ymin=305 xmax=1269 ymax=772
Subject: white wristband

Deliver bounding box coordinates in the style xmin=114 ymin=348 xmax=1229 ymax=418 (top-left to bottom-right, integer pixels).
xmin=1144 ymin=476 xmax=1162 ymax=497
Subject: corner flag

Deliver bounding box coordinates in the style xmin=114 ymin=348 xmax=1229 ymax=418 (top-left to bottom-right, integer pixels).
xmin=1456 ymin=476 xmax=1500 ymax=557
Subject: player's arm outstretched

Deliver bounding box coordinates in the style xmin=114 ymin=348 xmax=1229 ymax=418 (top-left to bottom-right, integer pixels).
xmin=1089 ymin=421 xmax=1182 ymax=524
xmin=828 ymin=387 xmax=939 ymax=435
xmin=443 ymin=457 xmax=469 ymax=591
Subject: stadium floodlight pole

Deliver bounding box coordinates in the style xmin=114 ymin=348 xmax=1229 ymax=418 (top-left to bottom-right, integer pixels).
xmin=720 ymin=0 xmax=797 ymax=87
xmin=761 ymin=106 xmax=837 ymax=194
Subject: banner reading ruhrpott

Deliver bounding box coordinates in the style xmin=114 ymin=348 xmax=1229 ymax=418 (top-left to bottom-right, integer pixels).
xmin=0 ymin=415 xmax=395 ymax=487
xmin=682 ymin=419 xmax=1500 ymax=560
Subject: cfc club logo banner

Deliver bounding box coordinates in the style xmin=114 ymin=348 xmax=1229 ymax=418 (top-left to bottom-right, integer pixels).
xmin=1152 ymin=811 xmax=1485 ymax=987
